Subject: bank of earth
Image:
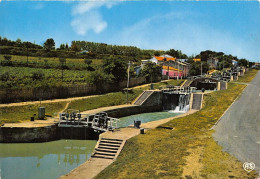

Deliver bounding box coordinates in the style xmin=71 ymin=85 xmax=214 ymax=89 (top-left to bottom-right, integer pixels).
xmin=95 ymin=70 xmax=259 ymax=179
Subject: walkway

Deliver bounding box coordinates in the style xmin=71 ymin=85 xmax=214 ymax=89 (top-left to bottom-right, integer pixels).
xmin=60 ymin=109 xmax=197 ymax=179
xmin=213 ymin=71 xmax=260 ymax=172
xmin=0 ymin=80 xmax=176 ymax=108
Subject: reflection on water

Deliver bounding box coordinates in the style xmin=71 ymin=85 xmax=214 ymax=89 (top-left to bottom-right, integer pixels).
xmin=118 ymin=111 xmax=181 ymax=128
xmin=0 ymin=140 xmax=97 ymax=179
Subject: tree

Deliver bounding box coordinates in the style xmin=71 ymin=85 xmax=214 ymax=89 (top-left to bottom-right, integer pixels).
xmin=154 ymin=51 xmax=161 ymax=56
xmin=71 ymin=43 xmax=80 ymax=52
xmin=87 ymin=70 xmax=113 ymax=93
xmin=141 ymin=62 xmax=162 ymax=83
xmin=238 ymin=59 xmax=248 ymax=67
xmin=189 ymin=62 xmax=209 ymax=76
xmin=59 ymin=43 xmax=65 ymax=50
xmin=103 ymin=56 xmax=127 ymax=83
xmin=43 ymin=38 xmax=55 ymax=51
xmin=15 ymin=38 xmax=22 ymax=47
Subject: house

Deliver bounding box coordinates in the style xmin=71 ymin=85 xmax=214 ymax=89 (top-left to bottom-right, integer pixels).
xmin=232 ymin=60 xmax=238 ymax=67
xmin=207 ymin=57 xmax=219 ymax=69
xmin=162 ymin=66 xmax=183 ymax=78
xmin=134 ymin=66 xmax=142 ymax=76
xmin=150 ymin=55 xmax=176 ymax=65
xmin=141 ymin=59 xmax=150 ymax=69
xmin=141 ymin=55 xmax=190 ymax=79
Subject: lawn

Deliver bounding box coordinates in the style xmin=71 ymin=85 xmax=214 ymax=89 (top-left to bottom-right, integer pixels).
xmin=95 ymin=69 xmax=258 ymax=179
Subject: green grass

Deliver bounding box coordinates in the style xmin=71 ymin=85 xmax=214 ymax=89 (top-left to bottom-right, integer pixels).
xmin=236 ymin=69 xmax=258 ymax=83
xmin=0 ymin=79 xmax=184 ymax=125
xmin=0 ymin=102 xmax=67 ymax=125
xmin=0 ymin=54 xmax=103 ymax=66
xmin=68 ymin=79 xmax=184 ymax=112
xmin=95 ymin=70 xmax=259 ymax=179
xmin=0 ymin=66 xmax=90 ymax=89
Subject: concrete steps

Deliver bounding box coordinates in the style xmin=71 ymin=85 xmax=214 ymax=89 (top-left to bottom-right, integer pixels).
xmin=92 ymin=138 xmax=124 ymax=160
xmin=134 ymin=91 xmax=154 ymax=105
xmin=182 ymin=79 xmax=193 ymax=88
xmin=191 ymin=94 xmax=203 ymax=110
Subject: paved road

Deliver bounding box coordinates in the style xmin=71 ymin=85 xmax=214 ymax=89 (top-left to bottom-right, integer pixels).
xmin=213 ymin=71 xmax=260 ymax=172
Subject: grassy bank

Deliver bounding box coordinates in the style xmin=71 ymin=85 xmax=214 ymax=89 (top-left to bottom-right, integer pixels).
xmin=95 ymin=70 xmax=258 ymax=178
xmin=236 ymin=69 xmax=258 ymax=83
xmin=68 ymin=79 xmax=184 ymax=112
xmin=0 ymin=102 xmax=67 ymax=125
xmin=0 ymin=79 xmax=183 ymax=125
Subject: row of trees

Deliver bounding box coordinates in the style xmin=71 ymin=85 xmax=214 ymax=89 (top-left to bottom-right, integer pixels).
xmin=0 ymin=37 xmax=154 ymax=59
xmin=0 ymin=37 xmax=42 ymax=49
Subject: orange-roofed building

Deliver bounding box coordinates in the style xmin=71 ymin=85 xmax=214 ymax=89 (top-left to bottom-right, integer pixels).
xmin=162 ymin=65 xmax=183 ymax=78
xmin=193 ymin=58 xmax=201 ymax=62
xmin=150 ymin=55 xmax=176 ymax=65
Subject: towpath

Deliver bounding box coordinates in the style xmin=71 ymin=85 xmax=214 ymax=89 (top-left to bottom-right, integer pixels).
xmin=60 ymin=109 xmax=197 ymax=179
xmin=213 ymin=71 xmax=260 ymax=172
xmin=0 ymin=80 xmax=174 ymax=108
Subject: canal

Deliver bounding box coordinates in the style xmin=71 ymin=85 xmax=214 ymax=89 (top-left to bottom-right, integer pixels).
xmin=0 ymin=140 xmax=97 ymax=179
xmin=0 ymin=111 xmax=182 ymax=179
xmin=118 ymin=111 xmax=181 ymax=127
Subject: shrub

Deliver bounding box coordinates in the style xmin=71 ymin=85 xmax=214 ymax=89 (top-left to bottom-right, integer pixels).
xmin=31 ymin=71 xmax=45 ymax=80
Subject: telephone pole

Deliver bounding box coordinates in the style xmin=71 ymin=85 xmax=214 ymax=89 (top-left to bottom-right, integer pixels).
xmin=126 ymin=61 xmax=131 ymax=103
xmin=201 ymin=61 xmax=203 ymax=76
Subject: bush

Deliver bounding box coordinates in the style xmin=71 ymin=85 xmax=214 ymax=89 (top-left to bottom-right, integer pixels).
xmin=31 ymin=71 xmax=45 ymax=80
xmin=0 ymin=71 xmax=11 ymax=81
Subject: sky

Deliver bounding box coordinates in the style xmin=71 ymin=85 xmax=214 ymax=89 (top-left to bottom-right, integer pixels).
xmin=0 ymin=1 xmax=260 ymax=62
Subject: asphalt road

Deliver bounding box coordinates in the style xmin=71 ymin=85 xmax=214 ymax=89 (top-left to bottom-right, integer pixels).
xmin=213 ymin=71 xmax=260 ymax=173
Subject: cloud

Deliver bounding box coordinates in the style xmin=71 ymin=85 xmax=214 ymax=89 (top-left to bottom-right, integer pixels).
xmin=115 ymin=12 xmax=259 ymax=61
xmin=71 ymin=11 xmax=107 ymax=35
xmin=71 ymin=1 xmax=119 ymax=36
xmin=32 ymin=3 xmax=44 ymax=10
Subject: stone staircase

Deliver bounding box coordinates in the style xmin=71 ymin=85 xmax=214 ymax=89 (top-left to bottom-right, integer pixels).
xmin=133 ymin=91 xmax=153 ymax=105
xmin=181 ymin=79 xmax=193 ymax=88
xmin=191 ymin=94 xmax=203 ymax=110
xmin=92 ymin=138 xmax=124 ymax=160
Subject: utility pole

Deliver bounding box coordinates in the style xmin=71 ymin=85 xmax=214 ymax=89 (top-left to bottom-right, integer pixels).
xmin=201 ymin=61 xmax=203 ymax=76
xmin=126 ymin=61 xmax=131 ymax=103
xmin=177 ymin=60 xmax=179 ymax=80
xmin=26 ymin=42 xmax=29 ymax=66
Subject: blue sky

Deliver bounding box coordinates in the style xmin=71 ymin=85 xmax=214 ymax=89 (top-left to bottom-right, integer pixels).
xmin=0 ymin=1 xmax=259 ymax=62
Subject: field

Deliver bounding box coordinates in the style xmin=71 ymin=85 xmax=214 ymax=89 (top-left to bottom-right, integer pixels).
xmin=0 ymin=54 xmax=105 ymax=90
xmin=0 ymin=54 xmax=103 ymax=69
xmin=95 ymin=69 xmax=258 ymax=179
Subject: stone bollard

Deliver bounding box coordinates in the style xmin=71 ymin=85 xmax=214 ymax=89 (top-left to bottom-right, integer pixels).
xmin=134 ymin=120 xmax=141 ymax=128
xmin=38 ymin=107 xmax=45 ymax=120
xmin=140 ymin=128 xmax=145 ymax=134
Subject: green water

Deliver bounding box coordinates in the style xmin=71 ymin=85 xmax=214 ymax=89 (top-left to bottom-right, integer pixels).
xmin=118 ymin=111 xmax=181 ymax=128
xmin=0 ymin=140 xmax=97 ymax=179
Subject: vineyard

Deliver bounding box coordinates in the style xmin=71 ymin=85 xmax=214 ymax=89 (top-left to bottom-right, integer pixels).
xmin=0 ymin=55 xmax=103 ymax=71
xmin=0 ymin=66 xmax=91 ymax=89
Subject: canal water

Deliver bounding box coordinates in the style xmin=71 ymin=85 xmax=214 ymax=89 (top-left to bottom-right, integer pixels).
xmin=118 ymin=111 xmax=181 ymax=128
xmin=0 ymin=111 xmax=182 ymax=179
xmin=0 ymin=140 xmax=97 ymax=179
